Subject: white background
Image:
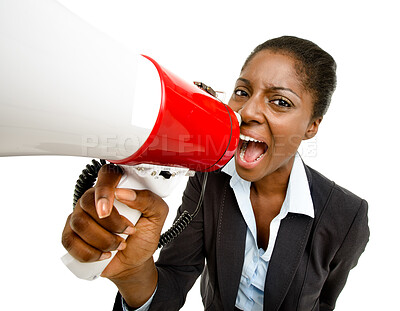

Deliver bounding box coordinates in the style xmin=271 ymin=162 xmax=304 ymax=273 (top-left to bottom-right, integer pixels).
xmin=0 ymin=0 xmax=399 ymax=310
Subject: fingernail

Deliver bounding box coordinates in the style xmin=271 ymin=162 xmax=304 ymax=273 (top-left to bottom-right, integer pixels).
xmin=123 ymin=226 xmax=136 ymax=235
xmin=117 ymin=242 xmax=127 ymax=251
xmin=99 ymin=252 xmax=111 ymax=261
xmin=97 ymin=197 xmax=111 ymax=219
xmin=115 ymin=189 xmax=136 ymax=201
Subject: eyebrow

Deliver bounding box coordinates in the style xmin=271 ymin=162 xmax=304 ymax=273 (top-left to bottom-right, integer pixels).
xmin=237 ymin=78 xmax=301 ymax=99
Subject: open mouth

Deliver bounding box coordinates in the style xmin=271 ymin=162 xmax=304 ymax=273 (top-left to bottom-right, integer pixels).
xmin=238 ymin=134 xmax=268 ymax=163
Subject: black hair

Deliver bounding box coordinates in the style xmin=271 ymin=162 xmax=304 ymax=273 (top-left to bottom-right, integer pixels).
xmin=242 ymin=36 xmax=337 ymax=119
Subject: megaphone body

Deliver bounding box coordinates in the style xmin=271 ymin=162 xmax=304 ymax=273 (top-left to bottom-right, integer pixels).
xmin=0 ymin=0 xmax=240 ymax=280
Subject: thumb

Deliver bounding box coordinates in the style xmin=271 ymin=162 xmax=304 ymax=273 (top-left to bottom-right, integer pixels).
xmin=114 ymin=188 xmax=137 ymax=203
xmin=115 ymin=188 xmax=168 ymax=220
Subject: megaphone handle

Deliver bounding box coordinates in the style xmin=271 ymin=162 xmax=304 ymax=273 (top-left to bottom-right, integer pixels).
xmin=62 ymin=164 xmax=152 ymax=281
xmin=62 ymin=190 xmax=142 ymax=280
xmin=62 ymin=161 xmax=191 ymax=280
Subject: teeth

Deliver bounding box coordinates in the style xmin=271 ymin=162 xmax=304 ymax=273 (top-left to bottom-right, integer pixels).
xmin=239 ymin=134 xmax=267 ymax=163
xmin=256 ymin=153 xmax=265 ymax=161
xmin=240 ymin=134 xmax=263 ymax=143
xmin=239 ymin=142 xmax=247 ymax=161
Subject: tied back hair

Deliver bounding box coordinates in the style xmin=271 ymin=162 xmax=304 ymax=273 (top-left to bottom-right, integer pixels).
xmin=243 ymin=36 xmax=337 ymax=119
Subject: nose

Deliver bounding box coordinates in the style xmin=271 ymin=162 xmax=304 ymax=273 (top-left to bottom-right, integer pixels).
xmin=238 ymin=94 xmax=265 ymax=124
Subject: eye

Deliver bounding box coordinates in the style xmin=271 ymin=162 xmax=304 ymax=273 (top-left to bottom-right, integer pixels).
xmin=234 ymin=89 xmax=249 ymax=98
xmin=270 ymin=98 xmax=292 ymax=108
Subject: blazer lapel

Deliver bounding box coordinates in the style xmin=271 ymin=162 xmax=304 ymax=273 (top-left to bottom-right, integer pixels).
xmin=216 ymin=182 xmax=247 ymax=310
xmin=263 ymin=213 xmax=313 ymax=311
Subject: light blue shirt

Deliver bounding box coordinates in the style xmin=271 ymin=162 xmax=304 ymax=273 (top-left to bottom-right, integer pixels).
xmin=122 ymin=288 xmax=156 ymax=311
xmin=222 ymin=153 xmax=314 ymax=310
xmin=123 ymin=153 xmax=314 ymax=311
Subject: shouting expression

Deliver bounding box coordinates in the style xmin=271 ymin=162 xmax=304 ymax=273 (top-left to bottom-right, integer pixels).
xmin=228 ymin=50 xmax=321 ymax=183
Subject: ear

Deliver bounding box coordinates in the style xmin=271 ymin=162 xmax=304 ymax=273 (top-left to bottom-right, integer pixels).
xmin=303 ymin=117 xmax=322 ymax=140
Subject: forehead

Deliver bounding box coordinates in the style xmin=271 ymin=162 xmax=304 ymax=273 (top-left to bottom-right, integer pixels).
xmin=240 ymin=50 xmax=305 ymax=93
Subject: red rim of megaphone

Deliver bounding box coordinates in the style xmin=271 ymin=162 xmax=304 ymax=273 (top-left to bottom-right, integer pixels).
xmin=110 ymin=55 xmax=240 ymax=172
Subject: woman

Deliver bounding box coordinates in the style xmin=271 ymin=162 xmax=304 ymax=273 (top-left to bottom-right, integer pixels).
xmin=62 ymin=36 xmax=369 ymax=310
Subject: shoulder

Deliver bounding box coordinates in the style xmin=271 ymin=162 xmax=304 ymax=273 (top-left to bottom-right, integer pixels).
xmin=189 ymin=170 xmax=231 ymax=192
xmin=183 ymin=170 xmax=233 ymax=210
xmin=305 ymin=164 xmax=367 ymax=210
xmin=305 ymin=165 xmax=369 ymax=243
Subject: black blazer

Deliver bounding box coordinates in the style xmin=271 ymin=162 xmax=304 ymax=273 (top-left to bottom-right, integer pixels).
xmin=114 ymin=164 xmax=369 ymax=311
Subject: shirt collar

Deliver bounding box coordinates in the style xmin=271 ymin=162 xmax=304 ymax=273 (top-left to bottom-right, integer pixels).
xmin=222 ymin=153 xmax=314 ymax=218
xmin=286 ymin=153 xmax=314 ymax=218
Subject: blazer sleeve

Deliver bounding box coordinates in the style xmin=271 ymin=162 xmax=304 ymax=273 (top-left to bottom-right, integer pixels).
xmin=319 ymin=199 xmax=370 ymax=311
xmin=149 ymin=173 xmax=207 ymax=310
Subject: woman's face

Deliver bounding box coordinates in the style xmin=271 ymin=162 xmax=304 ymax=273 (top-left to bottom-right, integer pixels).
xmin=228 ymin=50 xmax=321 ymax=182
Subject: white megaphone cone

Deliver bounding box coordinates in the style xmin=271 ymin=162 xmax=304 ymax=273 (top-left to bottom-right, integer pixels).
xmin=0 ymin=0 xmax=241 ymax=280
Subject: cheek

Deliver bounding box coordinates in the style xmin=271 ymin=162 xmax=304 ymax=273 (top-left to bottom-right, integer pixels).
xmin=269 ymin=119 xmax=308 ymax=153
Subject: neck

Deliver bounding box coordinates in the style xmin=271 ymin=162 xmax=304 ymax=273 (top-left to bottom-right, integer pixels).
xmin=251 ymin=155 xmax=295 ymax=198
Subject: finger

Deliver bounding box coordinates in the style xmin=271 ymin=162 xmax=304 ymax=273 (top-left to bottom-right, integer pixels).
xmin=70 ymin=207 xmax=126 ymax=253
xmin=62 ymin=214 xmax=111 ymax=262
xmin=79 ymin=188 xmax=135 ymax=235
xmin=95 ymin=164 xmax=123 ymax=218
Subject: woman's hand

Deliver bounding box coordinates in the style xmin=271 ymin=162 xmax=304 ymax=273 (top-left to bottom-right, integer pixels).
xmin=62 ymin=164 xmax=169 ymax=306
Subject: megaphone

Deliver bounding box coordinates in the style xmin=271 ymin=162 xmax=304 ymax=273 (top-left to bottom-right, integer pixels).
xmin=0 ymin=0 xmax=240 ymax=280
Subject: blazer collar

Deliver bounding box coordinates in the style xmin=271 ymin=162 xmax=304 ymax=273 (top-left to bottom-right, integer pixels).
xmin=216 ymin=160 xmax=315 ymax=310
xmin=263 ymin=160 xmax=314 ymax=310
xmin=263 ymin=213 xmax=313 ymax=310
xmin=215 ymin=183 xmax=314 ymax=311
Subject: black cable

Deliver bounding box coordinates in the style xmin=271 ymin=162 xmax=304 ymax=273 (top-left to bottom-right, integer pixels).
xmin=158 ymin=171 xmax=208 ymax=248
xmin=73 ymin=159 xmax=209 ymax=248
xmin=73 ymin=159 xmax=106 ymax=208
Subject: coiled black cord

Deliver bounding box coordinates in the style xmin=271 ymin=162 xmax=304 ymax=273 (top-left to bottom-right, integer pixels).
xmin=158 ymin=171 xmax=208 ymax=248
xmin=73 ymin=159 xmax=107 ymax=208
xmin=158 ymin=210 xmax=193 ymax=248
xmin=73 ymin=159 xmax=208 ymax=248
